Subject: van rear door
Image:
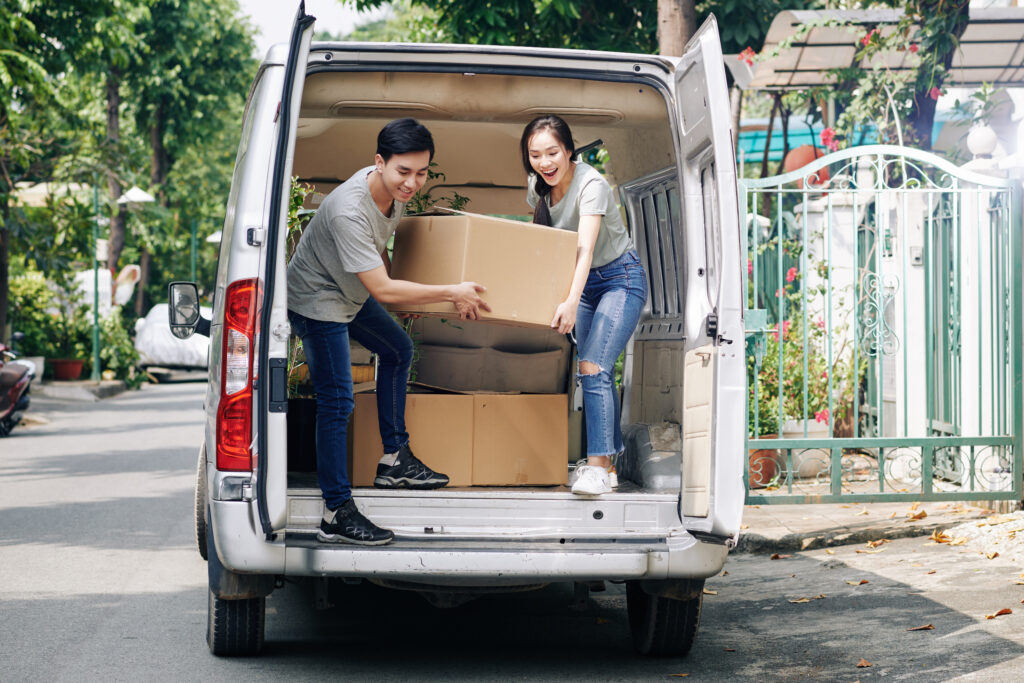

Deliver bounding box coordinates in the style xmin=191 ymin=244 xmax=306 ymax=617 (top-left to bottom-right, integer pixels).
xmin=672 ymin=17 xmax=745 ymax=542
xmin=252 ymin=3 xmax=315 ymax=535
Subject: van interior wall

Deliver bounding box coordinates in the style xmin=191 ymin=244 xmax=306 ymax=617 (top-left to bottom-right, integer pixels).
xmin=293 ymin=70 xmax=676 ymax=216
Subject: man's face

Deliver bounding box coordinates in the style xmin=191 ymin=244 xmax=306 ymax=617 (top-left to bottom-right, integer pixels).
xmin=375 ymin=150 xmax=431 ymax=203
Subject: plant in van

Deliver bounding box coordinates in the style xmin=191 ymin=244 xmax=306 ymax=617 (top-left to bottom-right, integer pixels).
xmin=405 ymin=162 xmax=471 ymax=214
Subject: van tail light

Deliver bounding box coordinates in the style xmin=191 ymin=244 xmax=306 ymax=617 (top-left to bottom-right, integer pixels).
xmin=216 ymin=278 xmax=260 ymax=471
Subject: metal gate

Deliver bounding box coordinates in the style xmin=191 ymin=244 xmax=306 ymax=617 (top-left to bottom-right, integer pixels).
xmin=742 ymin=145 xmax=1023 ymax=504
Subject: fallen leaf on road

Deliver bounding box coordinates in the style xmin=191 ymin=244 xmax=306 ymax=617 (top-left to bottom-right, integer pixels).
xmin=950 ymin=537 xmax=968 ymax=546
xmin=985 ymin=608 xmax=1012 ymax=619
xmin=788 ymin=594 xmax=827 ymax=604
xmin=912 ymin=563 xmax=925 ymax=567
xmin=906 ymin=624 xmax=935 ymax=631
xmin=721 ymin=570 xmax=729 ymax=576
xmin=703 ymin=588 xmax=718 ymax=595
xmin=857 ymin=658 xmax=872 ymax=668
xmin=866 ymin=539 xmax=890 ymax=548
xmin=846 ymin=579 xmax=869 ymax=585
xmin=930 ymin=530 xmax=951 ymax=543
xmin=910 ymin=501 xmax=921 ymax=511
xmin=770 ymin=553 xmax=792 ymax=560
xmin=856 ymin=509 xmax=870 ymax=516
xmin=890 ymin=511 xmax=899 ymax=519
xmin=669 ymin=674 xmax=689 ymax=678
xmin=740 ymin=524 xmax=749 ymax=529
xmin=988 ymin=516 xmax=1015 ymax=526
xmin=927 ymin=570 xmax=936 ymax=575
xmin=986 ymin=551 xmax=1000 ymax=560
xmin=1015 ymin=580 xmax=1024 ymax=586
xmin=907 ymin=510 xmax=928 ymax=521
xmin=825 ymin=549 xmax=836 ymax=555
xmin=856 ymin=548 xmax=887 ymax=554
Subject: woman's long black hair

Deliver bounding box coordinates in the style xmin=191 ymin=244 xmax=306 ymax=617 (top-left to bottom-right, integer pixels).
xmin=520 ymin=115 xmax=575 ymax=226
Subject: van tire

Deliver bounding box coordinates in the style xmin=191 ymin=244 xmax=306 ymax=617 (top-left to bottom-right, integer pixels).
xmin=207 ymin=589 xmax=265 ymax=656
xmin=626 ymin=580 xmax=702 ymax=656
xmin=194 ymin=448 xmax=208 ymax=561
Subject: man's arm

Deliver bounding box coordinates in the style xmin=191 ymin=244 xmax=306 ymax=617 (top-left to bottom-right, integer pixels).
xmin=357 ymin=265 xmax=491 ymax=320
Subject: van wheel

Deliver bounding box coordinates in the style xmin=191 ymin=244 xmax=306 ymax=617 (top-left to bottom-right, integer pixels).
xmin=626 ymin=580 xmax=702 ymax=656
xmin=194 ymin=449 xmax=208 ymax=561
xmin=207 ymin=589 xmax=265 ymax=656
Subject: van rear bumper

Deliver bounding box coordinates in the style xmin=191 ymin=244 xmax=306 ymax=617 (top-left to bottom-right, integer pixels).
xmin=211 ymin=499 xmax=729 ymax=584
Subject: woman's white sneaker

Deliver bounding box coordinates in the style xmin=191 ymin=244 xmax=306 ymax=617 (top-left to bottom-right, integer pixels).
xmin=571 ymin=465 xmax=612 ymax=495
xmin=570 ymin=459 xmax=618 ymax=489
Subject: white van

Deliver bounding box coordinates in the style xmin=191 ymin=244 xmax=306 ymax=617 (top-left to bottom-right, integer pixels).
xmin=169 ymin=3 xmax=745 ymax=658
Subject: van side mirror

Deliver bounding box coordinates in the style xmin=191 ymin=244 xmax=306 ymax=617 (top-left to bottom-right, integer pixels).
xmin=168 ymin=281 xmax=210 ymax=338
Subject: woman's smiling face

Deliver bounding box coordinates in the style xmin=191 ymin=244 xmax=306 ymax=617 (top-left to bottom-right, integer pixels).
xmin=527 ymin=129 xmax=572 ymax=190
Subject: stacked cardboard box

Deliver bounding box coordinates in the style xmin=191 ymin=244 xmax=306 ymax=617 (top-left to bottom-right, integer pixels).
xmin=349 ymin=213 xmax=577 ymax=486
xmin=388 ymin=211 xmax=577 ymax=328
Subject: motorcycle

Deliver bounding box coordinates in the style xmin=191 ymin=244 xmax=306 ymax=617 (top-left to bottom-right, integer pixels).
xmin=0 ymin=332 xmax=35 ymax=437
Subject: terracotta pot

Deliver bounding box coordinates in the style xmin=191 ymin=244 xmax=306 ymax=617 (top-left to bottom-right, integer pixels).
xmin=50 ymin=358 xmax=84 ymax=381
xmin=782 ymin=145 xmax=829 ymax=189
xmin=748 ymin=434 xmax=779 ymax=489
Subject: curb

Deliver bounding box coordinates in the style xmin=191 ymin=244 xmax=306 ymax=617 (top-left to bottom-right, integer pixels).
xmin=36 ymin=380 xmax=127 ymax=402
xmin=734 ymin=512 xmax=990 ymax=554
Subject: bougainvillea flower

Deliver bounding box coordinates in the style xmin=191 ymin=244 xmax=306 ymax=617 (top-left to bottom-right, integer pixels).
xmin=929 ymin=87 xmax=942 ymax=100
xmin=909 ymin=43 xmax=919 ymax=53
xmin=820 ymin=127 xmax=839 ymax=152
xmin=815 ymin=408 xmax=830 ymax=425
xmin=860 ymin=28 xmax=879 ymax=46
xmin=738 ymin=46 xmax=756 ymax=67
xmin=748 ymin=259 xmax=753 ymax=275
xmin=786 ymin=266 xmax=798 ymax=283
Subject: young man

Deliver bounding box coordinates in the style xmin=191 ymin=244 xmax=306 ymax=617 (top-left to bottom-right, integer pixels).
xmin=287 ymin=118 xmax=489 ymax=546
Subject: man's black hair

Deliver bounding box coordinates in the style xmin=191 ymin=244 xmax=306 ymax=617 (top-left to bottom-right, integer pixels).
xmin=377 ymin=118 xmax=435 ymax=162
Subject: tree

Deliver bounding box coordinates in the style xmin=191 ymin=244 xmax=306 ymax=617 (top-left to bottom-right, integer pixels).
xmin=125 ymin=0 xmax=255 ymax=313
xmin=658 ymin=0 xmax=697 ymax=56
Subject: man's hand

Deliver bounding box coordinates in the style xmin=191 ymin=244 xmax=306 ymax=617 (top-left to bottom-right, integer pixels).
xmin=550 ymin=298 xmax=578 ymax=334
xmin=452 ymin=282 xmax=490 ymax=320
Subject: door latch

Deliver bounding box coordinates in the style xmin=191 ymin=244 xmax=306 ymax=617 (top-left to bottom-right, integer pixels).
xmin=247 ymin=227 xmax=265 ymax=246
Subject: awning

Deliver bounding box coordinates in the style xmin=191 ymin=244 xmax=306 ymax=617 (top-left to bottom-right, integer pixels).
xmin=735 ymin=8 xmax=1024 ymax=90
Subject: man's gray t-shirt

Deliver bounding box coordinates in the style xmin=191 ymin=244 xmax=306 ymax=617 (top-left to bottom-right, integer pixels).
xmin=287 ymin=166 xmax=405 ymax=322
xmin=527 ymin=161 xmax=633 ymax=268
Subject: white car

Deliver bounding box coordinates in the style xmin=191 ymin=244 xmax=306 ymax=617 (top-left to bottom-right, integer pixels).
xmin=135 ymin=303 xmax=211 ymax=368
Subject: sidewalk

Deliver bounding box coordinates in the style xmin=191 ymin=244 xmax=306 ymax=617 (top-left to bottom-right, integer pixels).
xmin=35 ymin=379 xmax=127 ymax=402
xmin=736 ymin=500 xmax=1006 ymax=554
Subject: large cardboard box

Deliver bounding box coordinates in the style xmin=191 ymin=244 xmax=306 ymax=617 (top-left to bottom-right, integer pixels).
xmin=388 ymin=212 xmax=577 ymax=328
xmin=415 ymin=344 xmax=567 ymax=394
xmin=351 ymin=392 xmax=567 ymax=486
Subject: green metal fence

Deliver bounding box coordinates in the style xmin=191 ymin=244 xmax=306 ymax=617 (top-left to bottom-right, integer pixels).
xmin=742 ymin=145 xmax=1023 ymax=504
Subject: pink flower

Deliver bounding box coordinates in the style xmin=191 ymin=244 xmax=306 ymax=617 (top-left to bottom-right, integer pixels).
xmin=929 ymin=87 xmax=942 ymax=100
xmin=786 ymin=266 xmax=798 ymax=283
xmin=860 ymin=28 xmax=879 ymax=46
xmin=815 ymin=408 xmax=830 ymax=425
xmin=909 ymin=43 xmax=919 ymax=53
xmin=738 ymin=46 xmax=756 ymax=67
xmin=820 ymin=127 xmax=839 ymax=152
xmin=748 ymin=259 xmax=753 ymax=276
xmin=815 ymin=318 xmax=826 ymax=329
xmin=775 ymin=288 xmax=782 ymax=298
xmin=771 ymin=320 xmax=791 ymax=341
xmin=820 ymin=370 xmax=828 ymax=380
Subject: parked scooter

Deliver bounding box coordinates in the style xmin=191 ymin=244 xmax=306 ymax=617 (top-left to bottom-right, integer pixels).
xmin=0 ymin=332 xmax=35 ymax=437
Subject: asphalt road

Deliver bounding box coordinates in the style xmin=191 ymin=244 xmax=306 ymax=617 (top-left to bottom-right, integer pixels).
xmin=2 ymin=382 xmax=1023 ymax=681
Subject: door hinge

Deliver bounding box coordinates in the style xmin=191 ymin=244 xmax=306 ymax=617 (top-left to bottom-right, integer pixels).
xmin=705 ymin=312 xmax=733 ymax=346
xmin=247 ymin=227 xmax=265 ymax=246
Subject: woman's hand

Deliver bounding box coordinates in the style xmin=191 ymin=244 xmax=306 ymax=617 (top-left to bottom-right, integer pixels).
xmin=550 ymin=298 xmax=578 ymax=334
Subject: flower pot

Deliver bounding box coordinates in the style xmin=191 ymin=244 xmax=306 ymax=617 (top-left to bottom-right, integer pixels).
xmin=50 ymin=358 xmax=84 ymax=381
xmin=748 ymin=435 xmax=779 ymax=489
xmin=781 ymin=419 xmax=830 ymax=479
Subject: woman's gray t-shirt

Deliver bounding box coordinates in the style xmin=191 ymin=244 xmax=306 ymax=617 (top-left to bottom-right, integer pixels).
xmin=287 ymin=166 xmax=405 ymax=323
xmin=527 ymin=161 xmax=633 ymax=268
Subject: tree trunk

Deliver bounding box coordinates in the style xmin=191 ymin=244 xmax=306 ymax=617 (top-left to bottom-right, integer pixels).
xmin=135 ymin=249 xmax=151 ymax=316
xmin=105 ymin=70 xmax=128 ymax=274
xmin=134 ymin=103 xmax=169 ymax=317
xmin=657 ymin=0 xmax=697 ymax=57
xmin=906 ymin=1 xmax=971 ymax=150
xmin=0 ymin=205 xmax=8 ymax=341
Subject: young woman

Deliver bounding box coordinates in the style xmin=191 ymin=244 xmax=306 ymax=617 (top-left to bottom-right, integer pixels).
xmin=520 ymin=115 xmax=648 ymax=495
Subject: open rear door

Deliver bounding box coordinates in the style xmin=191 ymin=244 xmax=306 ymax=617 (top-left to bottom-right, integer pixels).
xmin=254 ymin=2 xmax=316 ymax=535
xmin=673 ymin=17 xmax=745 ymax=542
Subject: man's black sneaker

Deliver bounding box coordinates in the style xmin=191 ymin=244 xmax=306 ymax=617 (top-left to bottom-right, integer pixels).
xmin=374 ymin=445 xmax=450 ymax=490
xmin=317 ymin=498 xmax=394 ymax=545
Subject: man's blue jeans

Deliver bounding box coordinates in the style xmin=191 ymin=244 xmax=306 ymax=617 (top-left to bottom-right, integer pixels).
xmin=575 ymin=249 xmax=648 ymax=457
xmin=288 ymin=299 xmax=412 ymax=509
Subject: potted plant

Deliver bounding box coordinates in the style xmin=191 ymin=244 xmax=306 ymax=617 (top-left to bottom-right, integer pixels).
xmin=47 ymin=271 xmax=91 ymax=381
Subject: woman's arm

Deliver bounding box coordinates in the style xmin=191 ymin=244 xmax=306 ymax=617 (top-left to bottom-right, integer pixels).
xmin=550 ymin=214 xmax=601 ymax=334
